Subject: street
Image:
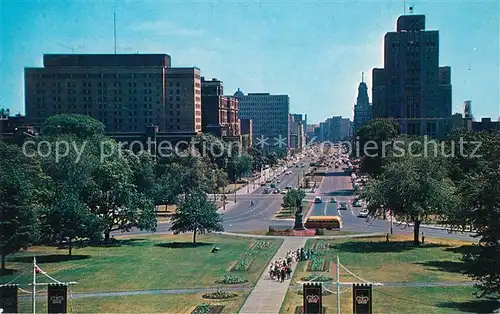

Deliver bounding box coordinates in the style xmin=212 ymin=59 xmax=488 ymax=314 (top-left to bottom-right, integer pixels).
xmin=119 ymin=159 xmax=475 ymax=241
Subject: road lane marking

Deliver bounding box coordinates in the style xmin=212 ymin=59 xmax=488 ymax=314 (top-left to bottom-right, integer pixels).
xmin=337 ymin=209 xmax=343 ymax=217
xmin=351 ymin=210 xmax=355 ymax=216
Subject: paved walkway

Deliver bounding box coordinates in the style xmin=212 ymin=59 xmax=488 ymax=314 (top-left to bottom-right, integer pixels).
xmin=239 ymin=238 xmax=307 ymax=314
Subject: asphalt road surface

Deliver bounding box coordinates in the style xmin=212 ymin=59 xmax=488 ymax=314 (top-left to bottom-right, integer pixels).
xmin=117 ymin=159 xmax=475 ymax=241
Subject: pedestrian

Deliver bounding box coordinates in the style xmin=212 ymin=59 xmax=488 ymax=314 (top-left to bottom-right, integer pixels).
xmin=286 ymin=266 xmax=292 ymax=279
xmin=280 ymin=267 xmax=286 ymax=282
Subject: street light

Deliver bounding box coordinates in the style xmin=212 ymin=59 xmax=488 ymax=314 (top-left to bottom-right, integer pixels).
xmin=212 ymin=169 xmax=216 ymax=202
xmin=390 ymin=207 xmax=394 ymax=235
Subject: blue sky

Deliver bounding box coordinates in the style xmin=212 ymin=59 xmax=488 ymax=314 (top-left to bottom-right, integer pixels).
xmin=1 ymin=0 xmax=499 ymax=124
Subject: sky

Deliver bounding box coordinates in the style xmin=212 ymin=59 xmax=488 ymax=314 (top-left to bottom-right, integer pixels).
xmin=1 ymin=0 xmax=499 ymax=124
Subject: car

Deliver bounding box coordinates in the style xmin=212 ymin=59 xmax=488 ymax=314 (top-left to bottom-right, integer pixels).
xmin=330 ymin=198 xmax=337 ymax=203
xmin=260 ymin=182 xmax=266 ymax=186
xmin=309 ymin=188 xmax=316 ymax=193
xmin=263 ymin=188 xmax=271 ymax=194
xmin=284 ymin=172 xmax=290 ymax=175
xmin=276 ymin=179 xmax=281 ymax=183
xmin=358 ymin=209 xmax=369 ymax=218
xmin=353 ymin=200 xmax=362 ymax=207
xmin=314 ymin=197 xmax=322 ymax=204
xmin=273 ymin=189 xmax=280 ymax=194
xmin=280 ymin=190 xmax=287 ymax=194
xmin=285 ymin=185 xmax=293 ymax=190
xmin=338 ymin=202 xmax=348 ymax=210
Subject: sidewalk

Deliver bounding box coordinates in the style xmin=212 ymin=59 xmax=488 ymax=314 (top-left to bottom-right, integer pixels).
xmin=239 ymin=238 xmax=307 ymax=314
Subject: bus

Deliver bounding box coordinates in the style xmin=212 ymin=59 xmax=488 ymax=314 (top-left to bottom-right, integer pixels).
xmin=304 ymin=216 xmax=343 ymax=230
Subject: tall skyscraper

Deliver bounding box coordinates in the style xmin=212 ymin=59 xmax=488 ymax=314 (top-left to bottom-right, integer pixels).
xmin=25 ymin=54 xmax=202 ymax=134
xmin=372 ymin=14 xmax=452 ymax=138
xmin=353 ymin=72 xmax=373 ymax=134
xmin=235 ymin=90 xmax=290 ymax=150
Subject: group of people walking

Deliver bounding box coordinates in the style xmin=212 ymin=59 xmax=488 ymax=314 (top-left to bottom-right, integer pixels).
xmin=268 ymin=251 xmax=296 ymax=282
xmin=268 ymin=247 xmax=314 ymax=283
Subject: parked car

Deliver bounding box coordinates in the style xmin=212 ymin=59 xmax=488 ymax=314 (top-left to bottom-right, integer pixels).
xmin=273 ymin=189 xmax=280 ymax=194
xmin=338 ymin=202 xmax=348 ymax=210
xmin=314 ymin=197 xmax=322 ymax=204
xmin=260 ymin=182 xmax=266 ymax=186
xmin=263 ymin=188 xmax=271 ymax=194
xmin=330 ymin=198 xmax=337 ymax=203
xmin=353 ymin=200 xmax=362 ymax=207
xmin=280 ymin=190 xmax=287 ymax=194
xmin=358 ymin=209 xmax=369 ymax=218
xmin=285 ymin=185 xmax=293 ymax=190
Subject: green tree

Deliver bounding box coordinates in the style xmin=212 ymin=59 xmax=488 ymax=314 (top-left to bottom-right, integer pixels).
xmin=86 ymin=139 xmax=157 ymax=241
xmin=459 ymin=167 xmax=500 ymax=297
xmin=170 ymin=188 xmax=224 ymax=243
xmin=248 ymin=147 xmax=265 ymax=171
xmin=42 ymin=114 xmax=105 ymax=139
xmin=355 ymin=119 xmax=399 ymax=177
xmin=362 ymin=139 xmax=459 ymax=245
xmin=0 ymin=142 xmax=40 ymax=270
xmin=39 ymin=191 xmax=101 ymax=256
xmin=282 ymin=189 xmax=307 ymax=214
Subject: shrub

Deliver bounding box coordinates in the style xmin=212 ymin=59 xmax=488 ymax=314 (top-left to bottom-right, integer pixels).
xmin=310 ymin=255 xmax=324 ymax=271
xmin=315 ymin=240 xmax=328 ymax=250
xmin=231 ymin=255 xmax=254 ymax=271
xmin=303 ymin=273 xmax=333 ymax=282
xmin=315 ymin=228 xmax=325 ymax=236
xmin=252 ymin=240 xmax=270 ymax=250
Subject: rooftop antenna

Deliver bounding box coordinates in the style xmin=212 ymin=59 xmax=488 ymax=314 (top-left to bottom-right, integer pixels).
xmin=361 ymin=72 xmax=364 ymax=83
xmin=58 ymin=43 xmax=84 ymax=53
xmin=113 ymin=11 xmax=117 ymax=54
xmin=408 ymin=4 xmax=414 ymax=14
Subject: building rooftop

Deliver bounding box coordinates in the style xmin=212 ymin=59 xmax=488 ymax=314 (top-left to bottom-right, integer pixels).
xmin=43 ymin=53 xmax=172 ymax=67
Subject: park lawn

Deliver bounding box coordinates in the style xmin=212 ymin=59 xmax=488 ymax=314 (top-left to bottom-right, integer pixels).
xmin=280 ymin=286 xmax=497 ymax=314
xmin=290 ymin=235 xmax=474 ymax=286
xmin=1 ymin=234 xmax=282 ymax=294
xmin=17 ymin=291 xmax=250 ymax=313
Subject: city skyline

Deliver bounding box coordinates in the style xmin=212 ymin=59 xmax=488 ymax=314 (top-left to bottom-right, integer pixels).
xmin=1 ymin=1 xmax=499 ymax=123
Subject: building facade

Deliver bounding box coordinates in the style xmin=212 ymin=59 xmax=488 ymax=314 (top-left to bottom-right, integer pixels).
xmin=289 ymin=114 xmax=306 ymax=150
xmin=25 ymin=54 xmax=202 ymax=135
xmin=201 ymin=77 xmax=240 ymax=139
xmin=353 ymin=73 xmax=373 ymax=135
xmin=235 ymin=90 xmax=290 ymax=150
xmin=372 ymin=15 xmax=452 ymax=138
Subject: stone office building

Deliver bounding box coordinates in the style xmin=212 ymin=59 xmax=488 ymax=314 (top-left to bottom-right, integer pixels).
xmin=372 ymin=14 xmax=452 ymax=138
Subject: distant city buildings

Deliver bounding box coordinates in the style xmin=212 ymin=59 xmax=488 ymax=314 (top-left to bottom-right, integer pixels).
xmin=25 ymin=54 xmax=202 ymax=135
xmin=353 ymin=73 xmax=372 ymax=135
xmin=235 ymin=89 xmax=290 ymax=150
xmin=372 ymin=14 xmax=452 ymax=139
xmin=315 ymin=116 xmax=352 ymax=142
xmin=451 ymin=100 xmax=500 ymax=132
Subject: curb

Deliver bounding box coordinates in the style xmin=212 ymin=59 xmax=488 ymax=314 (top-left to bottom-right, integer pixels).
xmin=216 ymin=231 xmax=385 ymax=240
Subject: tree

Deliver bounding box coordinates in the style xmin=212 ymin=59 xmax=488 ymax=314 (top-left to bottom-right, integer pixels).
xmin=248 ymin=147 xmax=265 ymax=171
xmin=283 ymin=189 xmax=307 ymax=214
xmin=42 ymin=114 xmax=105 ymax=139
xmin=0 ymin=142 xmax=40 ymax=270
xmin=86 ymin=139 xmax=157 ymax=241
xmin=459 ymin=167 xmax=500 ymax=297
xmin=362 ymin=139 xmax=459 ymax=245
xmin=39 ymin=191 xmax=101 ymax=256
xmin=170 ymin=188 xmax=224 ymax=243
xmin=355 ymin=119 xmax=399 ymax=177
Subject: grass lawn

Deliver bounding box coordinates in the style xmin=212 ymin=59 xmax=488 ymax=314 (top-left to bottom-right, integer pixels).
xmin=1 ymin=234 xmax=282 ymax=294
xmin=280 ymin=235 xmax=495 ymax=313
xmin=17 ymin=291 xmax=250 ymax=313
xmin=280 ymin=286 xmax=498 ymax=314
xmin=289 ymin=235 xmax=475 ymax=285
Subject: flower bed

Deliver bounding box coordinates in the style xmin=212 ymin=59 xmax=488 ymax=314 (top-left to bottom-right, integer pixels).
xmin=231 ymin=254 xmax=254 ymax=272
xmin=302 ymin=273 xmax=333 ymax=282
xmin=315 ymin=240 xmax=329 ymax=251
xmin=215 ymin=275 xmax=248 ymax=284
xmin=251 ymin=240 xmax=271 ymax=250
xmin=202 ymin=288 xmax=238 ymax=300
xmin=307 ymin=255 xmax=326 ymax=272
xmin=192 ymin=304 xmax=225 ymax=314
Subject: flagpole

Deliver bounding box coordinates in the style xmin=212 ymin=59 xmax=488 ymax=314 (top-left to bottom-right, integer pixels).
xmin=336 ymin=255 xmax=340 ymax=314
xmin=32 ymin=256 xmax=36 ymax=314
